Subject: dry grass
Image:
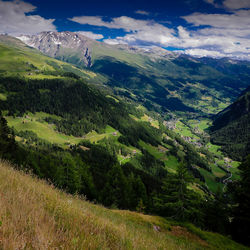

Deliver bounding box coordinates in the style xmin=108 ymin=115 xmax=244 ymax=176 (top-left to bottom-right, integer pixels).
xmin=0 ymin=160 xmax=245 ymax=249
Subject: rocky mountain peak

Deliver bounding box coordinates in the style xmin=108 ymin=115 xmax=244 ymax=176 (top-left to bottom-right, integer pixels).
xmin=17 ymin=31 xmax=93 ymax=67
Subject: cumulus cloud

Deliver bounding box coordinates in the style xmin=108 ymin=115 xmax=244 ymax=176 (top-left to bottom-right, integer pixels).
xmin=182 ymin=10 xmax=250 ymax=30
xmin=69 ymin=15 xmax=174 ymax=33
xmin=70 ymin=15 xmax=175 ymax=46
xmin=183 ymin=48 xmax=250 ymax=60
xmin=104 ymin=38 xmax=128 ymax=45
xmin=69 ymin=8 xmax=250 ymax=60
xmin=135 ymin=10 xmax=150 ymax=15
xmin=182 ymin=48 xmax=226 ymax=58
xmin=204 ymin=0 xmax=250 ymax=10
xmin=223 ymin=0 xmax=250 ymax=9
xmin=77 ymin=31 xmax=104 ymax=40
xmin=178 ymin=7 xmax=250 ymax=59
xmin=0 ymin=0 xmax=56 ymax=36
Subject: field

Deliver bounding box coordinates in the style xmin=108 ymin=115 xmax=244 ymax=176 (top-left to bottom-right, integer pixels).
xmin=172 ymin=118 xmax=240 ymax=191
xmin=139 ymin=141 xmax=179 ymax=173
xmin=0 ymin=160 xmax=246 ymax=249
xmin=174 ymin=121 xmax=199 ymax=139
xmin=6 ymin=112 xmax=120 ymax=147
xmin=140 ymin=114 xmax=159 ymax=129
xmin=130 ymin=113 xmax=160 ymax=129
xmin=199 ymin=168 xmax=223 ymax=193
xmin=211 ymin=164 xmax=227 ymax=178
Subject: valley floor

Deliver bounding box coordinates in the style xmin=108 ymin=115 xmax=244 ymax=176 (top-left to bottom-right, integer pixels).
xmin=0 ymin=160 xmax=246 ymax=249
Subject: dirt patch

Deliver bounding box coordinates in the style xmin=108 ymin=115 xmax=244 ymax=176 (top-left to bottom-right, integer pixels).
xmin=170 ymin=226 xmax=208 ymax=247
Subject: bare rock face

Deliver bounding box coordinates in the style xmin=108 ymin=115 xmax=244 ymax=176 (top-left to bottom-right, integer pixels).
xmin=17 ymin=31 xmax=93 ymax=67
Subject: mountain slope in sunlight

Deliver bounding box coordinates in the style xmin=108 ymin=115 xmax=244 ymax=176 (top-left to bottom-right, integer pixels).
xmin=0 ymin=160 xmax=246 ymax=249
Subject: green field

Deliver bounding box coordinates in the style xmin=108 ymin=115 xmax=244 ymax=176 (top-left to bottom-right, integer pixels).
xmin=0 ymin=93 xmax=7 ymax=101
xmin=139 ymin=141 xmax=179 ymax=172
xmin=199 ymin=168 xmax=223 ymax=193
xmin=6 ymin=112 xmax=120 ymax=147
xmin=211 ymin=164 xmax=227 ymax=178
xmin=173 ymin=117 xmax=240 ymax=192
xmin=6 ymin=108 xmax=236 ymax=194
xmin=187 ymin=119 xmax=211 ymax=131
xmin=130 ymin=113 xmax=160 ymax=129
xmin=174 ymin=121 xmax=199 ymax=139
xmin=207 ymin=143 xmax=223 ymax=156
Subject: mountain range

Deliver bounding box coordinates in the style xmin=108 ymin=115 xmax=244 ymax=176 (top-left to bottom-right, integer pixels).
xmin=18 ymin=31 xmax=250 ymax=116
xmin=0 ymin=31 xmax=250 ymax=248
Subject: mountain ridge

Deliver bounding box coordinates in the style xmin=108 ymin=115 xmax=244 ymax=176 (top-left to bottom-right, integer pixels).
xmin=0 ymin=32 xmax=250 ymax=248
xmin=210 ymin=86 xmax=250 ymax=161
xmin=16 ymin=32 xmax=250 ymax=116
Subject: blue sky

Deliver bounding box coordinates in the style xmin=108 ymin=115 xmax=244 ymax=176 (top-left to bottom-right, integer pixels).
xmin=23 ymin=0 xmax=219 ymax=39
xmin=0 ymin=0 xmax=250 ymax=59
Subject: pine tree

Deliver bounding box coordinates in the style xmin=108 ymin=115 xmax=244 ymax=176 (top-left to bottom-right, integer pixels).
xmin=231 ymin=155 xmax=250 ymax=245
xmin=101 ymin=165 xmax=130 ymax=209
xmin=154 ymin=162 xmax=202 ymax=222
xmin=128 ymin=174 xmax=147 ymax=210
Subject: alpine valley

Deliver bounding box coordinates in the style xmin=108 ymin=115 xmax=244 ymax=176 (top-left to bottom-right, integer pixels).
xmin=0 ymin=30 xmax=250 ymax=249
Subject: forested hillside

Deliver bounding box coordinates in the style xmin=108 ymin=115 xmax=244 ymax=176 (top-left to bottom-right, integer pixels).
xmin=210 ymin=87 xmax=250 ymax=160
xmin=19 ymin=32 xmax=250 ymax=117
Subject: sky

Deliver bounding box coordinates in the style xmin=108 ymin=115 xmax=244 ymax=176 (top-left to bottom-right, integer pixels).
xmin=0 ymin=0 xmax=250 ymax=60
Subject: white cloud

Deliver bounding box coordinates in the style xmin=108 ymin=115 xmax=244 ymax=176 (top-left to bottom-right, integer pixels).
xmin=77 ymin=31 xmax=104 ymax=40
xmin=183 ymin=48 xmax=250 ymax=60
xmin=104 ymin=38 xmax=127 ymax=45
xmin=0 ymin=0 xmax=56 ymax=36
xmin=204 ymin=0 xmax=250 ymax=10
xmin=223 ymin=0 xmax=250 ymax=10
xmin=70 ymin=10 xmax=250 ymax=60
xmin=69 ymin=16 xmax=106 ymax=28
xmin=70 ymin=15 xmax=176 ymax=46
xmin=69 ymin=15 xmax=174 ymax=33
xmin=182 ymin=48 xmax=226 ymax=58
xmin=182 ymin=10 xmax=250 ymax=30
xmin=135 ymin=10 xmax=150 ymax=15
xmin=178 ymin=9 xmax=250 ymax=59
xmin=172 ymin=26 xmax=250 ymax=58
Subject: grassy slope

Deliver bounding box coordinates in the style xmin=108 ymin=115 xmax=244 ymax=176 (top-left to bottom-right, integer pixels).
xmin=0 ymin=160 xmax=247 ymax=250
xmin=6 ymin=113 xmax=119 ymax=147
xmin=0 ymin=36 xmax=97 ymax=80
xmin=5 ymin=111 xmax=237 ymax=192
